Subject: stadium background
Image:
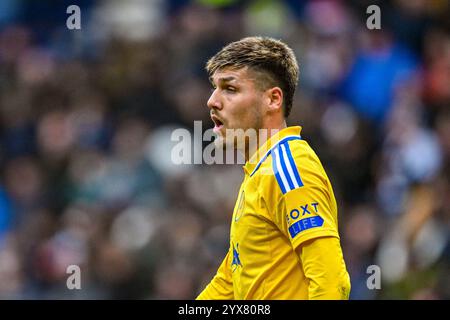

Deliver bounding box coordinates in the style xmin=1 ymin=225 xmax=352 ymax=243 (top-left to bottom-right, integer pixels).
xmin=0 ymin=0 xmax=448 ymax=299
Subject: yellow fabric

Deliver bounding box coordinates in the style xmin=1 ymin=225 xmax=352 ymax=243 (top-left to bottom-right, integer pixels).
xmin=197 ymin=126 xmax=350 ymax=300
xmin=299 ymin=236 xmax=351 ymax=299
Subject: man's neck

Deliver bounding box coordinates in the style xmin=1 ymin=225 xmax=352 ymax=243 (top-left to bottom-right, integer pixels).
xmin=243 ymin=121 xmax=287 ymax=162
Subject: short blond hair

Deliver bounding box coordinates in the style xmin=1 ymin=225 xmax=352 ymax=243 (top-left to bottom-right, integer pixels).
xmin=206 ymin=36 xmax=299 ymax=117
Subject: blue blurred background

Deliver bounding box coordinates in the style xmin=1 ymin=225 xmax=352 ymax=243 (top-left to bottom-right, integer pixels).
xmin=0 ymin=0 xmax=449 ymax=299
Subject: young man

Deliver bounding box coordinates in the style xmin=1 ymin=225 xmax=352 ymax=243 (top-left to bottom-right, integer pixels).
xmin=197 ymin=37 xmax=351 ymax=300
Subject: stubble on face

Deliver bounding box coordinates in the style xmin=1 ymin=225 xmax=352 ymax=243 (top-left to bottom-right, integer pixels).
xmin=211 ymin=67 xmax=265 ymax=154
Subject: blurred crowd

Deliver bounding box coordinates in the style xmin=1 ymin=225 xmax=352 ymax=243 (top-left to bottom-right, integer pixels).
xmin=0 ymin=0 xmax=449 ymax=299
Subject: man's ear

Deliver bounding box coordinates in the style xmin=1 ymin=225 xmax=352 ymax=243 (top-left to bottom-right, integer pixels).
xmin=266 ymin=87 xmax=283 ymax=113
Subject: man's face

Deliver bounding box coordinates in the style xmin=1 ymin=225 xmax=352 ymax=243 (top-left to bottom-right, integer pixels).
xmin=207 ymin=67 xmax=265 ymax=149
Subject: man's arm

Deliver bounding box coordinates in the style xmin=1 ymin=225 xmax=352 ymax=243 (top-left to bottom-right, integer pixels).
xmin=196 ymin=249 xmax=234 ymax=300
xmin=296 ymin=236 xmax=351 ymax=300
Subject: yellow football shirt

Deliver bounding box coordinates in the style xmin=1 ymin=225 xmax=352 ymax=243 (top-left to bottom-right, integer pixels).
xmin=198 ymin=126 xmax=349 ymax=300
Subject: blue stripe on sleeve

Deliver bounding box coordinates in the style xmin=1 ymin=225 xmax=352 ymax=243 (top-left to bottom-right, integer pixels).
xmin=277 ymin=144 xmax=295 ymax=190
xmin=250 ymin=135 xmax=302 ymax=177
xmin=283 ymin=141 xmax=304 ymax=187
xmin=271 ymin=149 xmax=287 ymax=194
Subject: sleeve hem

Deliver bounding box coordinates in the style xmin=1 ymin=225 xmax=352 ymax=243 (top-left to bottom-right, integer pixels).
xmin=291 ymin=228 xmax=339 ymax=249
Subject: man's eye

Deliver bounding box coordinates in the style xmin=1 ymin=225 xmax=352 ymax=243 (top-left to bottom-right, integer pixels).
xmin=226 ymin=86 xmax=236 ymax=92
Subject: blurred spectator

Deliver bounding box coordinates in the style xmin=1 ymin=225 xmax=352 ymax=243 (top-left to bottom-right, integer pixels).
xmin=340 ymin=29 xmax=419 ymax=124
xmin=0 ymin=187 xmax=12 ymax=243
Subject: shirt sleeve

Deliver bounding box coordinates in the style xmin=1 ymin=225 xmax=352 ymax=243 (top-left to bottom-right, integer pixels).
xmin=269 ymin=139 xmax=339 ymax=250
xmin=297 ymin=236 xmax=351 ymax=300
xmin=276 ymin=181 xmax=340 ymax=250
xmin=196 ymin=249 xmax=234 ymax=300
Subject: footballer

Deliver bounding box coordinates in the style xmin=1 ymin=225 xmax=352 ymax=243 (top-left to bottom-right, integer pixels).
xmin=197 ymin=37 xmax=351 ymax=300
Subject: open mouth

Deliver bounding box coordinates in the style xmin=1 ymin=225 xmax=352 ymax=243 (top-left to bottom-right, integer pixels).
xmin=211 ymin=115 xmax=224 ymax=133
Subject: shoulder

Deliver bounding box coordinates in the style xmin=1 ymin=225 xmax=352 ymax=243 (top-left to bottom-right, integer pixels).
xmin=255 ymin=138 xmax=330 ymax=195
xmin=270 ymin=138 xmax=305 ymax=194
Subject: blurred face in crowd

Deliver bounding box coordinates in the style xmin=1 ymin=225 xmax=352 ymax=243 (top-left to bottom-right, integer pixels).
xmin=207 ymin=67 xmax=265 ymax=149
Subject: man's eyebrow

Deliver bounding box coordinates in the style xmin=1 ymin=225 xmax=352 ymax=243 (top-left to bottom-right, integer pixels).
xmin=218 ymin=76 xmax=236 ymax=83
xmin=209 ymin=76 xmax=237 ymax=85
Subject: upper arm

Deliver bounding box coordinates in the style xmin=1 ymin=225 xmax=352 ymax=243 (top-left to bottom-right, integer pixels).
xmin=282 ymin=183 xmax=339 ymax=250
xmin=268 ymin=140 xmax=340 ymax=250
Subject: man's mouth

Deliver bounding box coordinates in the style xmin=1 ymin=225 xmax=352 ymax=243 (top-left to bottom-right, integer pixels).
xmin=211 ymin=114 xmax=225 ymax=133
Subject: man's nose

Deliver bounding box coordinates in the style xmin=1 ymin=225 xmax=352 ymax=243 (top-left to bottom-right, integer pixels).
xmin=207 ymin=89 xmax=222 ymax=110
